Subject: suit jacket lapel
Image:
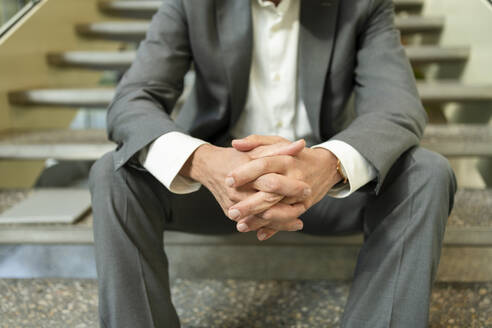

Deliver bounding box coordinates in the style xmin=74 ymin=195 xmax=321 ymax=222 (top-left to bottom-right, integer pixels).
xmin=215 ymin=0 xmax=253 ymax=127
xmin=299 ymin=0 xmax=340 ymax=140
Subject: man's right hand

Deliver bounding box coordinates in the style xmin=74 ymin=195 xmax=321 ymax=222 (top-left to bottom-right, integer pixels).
xmin=179 ymin=142 xmax=310 ymax=235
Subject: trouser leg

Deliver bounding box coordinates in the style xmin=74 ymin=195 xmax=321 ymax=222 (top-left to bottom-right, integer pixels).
xmin=302 ymin=147 xmax=456 ymax=328
xmin=344 ymin=147 xmax=456 ymax=328
xmin=89 ymin=152 xmax=235 ymax=328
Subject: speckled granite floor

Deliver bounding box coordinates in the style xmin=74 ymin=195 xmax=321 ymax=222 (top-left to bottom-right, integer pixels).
xmin=1 ymin=279 xmax=491 ymax=328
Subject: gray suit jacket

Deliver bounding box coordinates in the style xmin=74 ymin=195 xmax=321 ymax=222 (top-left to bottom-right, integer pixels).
xmin=107 ymin=0 xmax=427 ymax=194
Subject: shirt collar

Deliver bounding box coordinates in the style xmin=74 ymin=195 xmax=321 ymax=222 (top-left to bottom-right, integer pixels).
xmin=256 ymin=0 xmax=292 ymax=16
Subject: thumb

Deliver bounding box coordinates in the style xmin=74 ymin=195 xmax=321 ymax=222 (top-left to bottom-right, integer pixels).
xmin=231 ymin=138 xmax=256 ymax=152
xmin=232 ymin=135 xmax=286 ymax=151
xmin=249 ymin=139 xmax=305 ymax=159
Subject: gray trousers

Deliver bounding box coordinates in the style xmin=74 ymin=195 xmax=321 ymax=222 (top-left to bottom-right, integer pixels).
xmin=89 ymin=146 xmax=456 ymax=328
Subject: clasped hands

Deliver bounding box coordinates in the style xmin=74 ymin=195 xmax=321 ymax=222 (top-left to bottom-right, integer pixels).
xmin=180 ymin=135 xmax=343 ymax=241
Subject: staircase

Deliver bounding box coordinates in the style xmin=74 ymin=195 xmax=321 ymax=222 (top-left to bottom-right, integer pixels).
xmin=0 ymin=0 xmax=491 ymax=326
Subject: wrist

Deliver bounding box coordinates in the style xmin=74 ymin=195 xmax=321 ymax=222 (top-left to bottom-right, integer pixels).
xmin=313 ymin=148 xmax=343 ymax=184
xmin=179 ymin=143 xmax=217 ymax=184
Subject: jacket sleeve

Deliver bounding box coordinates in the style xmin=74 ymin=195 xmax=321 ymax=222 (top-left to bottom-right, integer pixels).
xmin=106 ymin=0 xmax=191 ymax=170
xmin=331 ymin=0 xmax=427 ymax=194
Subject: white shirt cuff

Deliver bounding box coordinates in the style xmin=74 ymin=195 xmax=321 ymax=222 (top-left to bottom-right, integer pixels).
xmin=138 ymin=132 xmax=208 ymax=194
xmin=312 ymin=140 xmax=377 ymax=198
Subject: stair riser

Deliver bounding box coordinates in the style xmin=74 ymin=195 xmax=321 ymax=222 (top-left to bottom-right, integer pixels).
xmin=0 ymin=227 xmax=492 ymax=282
xmin=165 ymin=245 xmax=492 ymax=282
xmin=0 ymin=229 xmax=488 ymax=282
xmin=413 ymin=62 xmax=468 ymax=80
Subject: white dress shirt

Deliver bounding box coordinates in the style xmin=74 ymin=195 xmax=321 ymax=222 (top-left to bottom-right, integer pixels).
xmin=139 ymin=0 xmax=376 ymax=197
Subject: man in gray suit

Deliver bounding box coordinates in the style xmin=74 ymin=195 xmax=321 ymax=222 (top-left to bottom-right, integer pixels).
xmin=89 ymin=0 xmax=457 ymax=327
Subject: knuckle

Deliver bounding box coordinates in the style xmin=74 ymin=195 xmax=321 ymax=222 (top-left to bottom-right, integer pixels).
xmin=284 ymin=156 xmax=295 ymax=166
xmin=261 ymin=210 xmax=273 ymax=221
xmin=294 ymin=182 xmax=305 ymax=195
xmin=293 ymin=169 xmax=304 ymax=181
xmin=266 ymin=221 xmax=280 ymax=230
xmin=259 ymin=159 xmax=270 ymax=171
xmin=245 ymin=218 xmax=259 ymax=229
xmin=264 ymin=192 xmax=281 ymax=203
xmin=223 ymin=198 xmax=233 ymax=208
xmin=245 ymin=151 xmax=255 ymax=160
xmin=228 ymin=190 xmax=241 ymax=202
xmin=227 ymin=172 xmax=238 ymax=185
xmin=254 ymin=216 xmax=268 ymax=226
xmin=282 ymin=196 xmax=296 ymax=205
xmin=264 ymin=175 xmax=280 ymax=192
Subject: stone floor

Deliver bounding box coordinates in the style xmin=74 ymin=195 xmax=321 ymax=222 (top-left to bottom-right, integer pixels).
xmin=1 ymin=279 xmax=491 ymax=328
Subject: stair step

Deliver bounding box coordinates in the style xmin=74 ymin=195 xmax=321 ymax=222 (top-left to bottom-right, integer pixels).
xmin=9 ymin=82 xmax=492 ymax=108
xmin=0 ymin=188 xmax=490 ymax=246
xmin=1 ymin=278 xmax=489 ymax=326
xmin=8 ymin=88 xmax=114 ymax=108
xmin=0 ymin=189 xmax=90 ymax=225
xmin=1 ymin=188 xmax=491 ymax=282
xmin=48 ymin=46 xmax=469 ymax=71
xmin=0 ymin=130 xmax=112 ymax=160
xmin=98 ymin=0 xmax=424 ymax=18
xmin=405 ymin=46 xmax=470 ymax=64
xmin=75 ymin=21 xmax=150 ymax=42
xmin=0 ymin=123 xmax=490 ymax=161
xmin=75 ymin=16 xmax=444 ymax=41
xmin=99 ymin=0 xmax=160 ymax=18
xmin=417 ymin=82 xmax=492 ymax=103
xmin=422 ymin=124 xmax=492 ymax=157
xmin=46 ymin=50 xmax=136 ymax=70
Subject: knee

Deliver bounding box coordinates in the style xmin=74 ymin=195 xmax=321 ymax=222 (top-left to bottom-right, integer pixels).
xmin=411 ymin=148 xmax=457 ymax=211
xmin=89 ymin=152 xmax=130 ymax=233
xmin=88 ymin=152 xmax=130 ymax=216
xmin=413 ymin=148 xmax=456 ymax=190
xmin=89 ymin=151 xmax=118 ymax=194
